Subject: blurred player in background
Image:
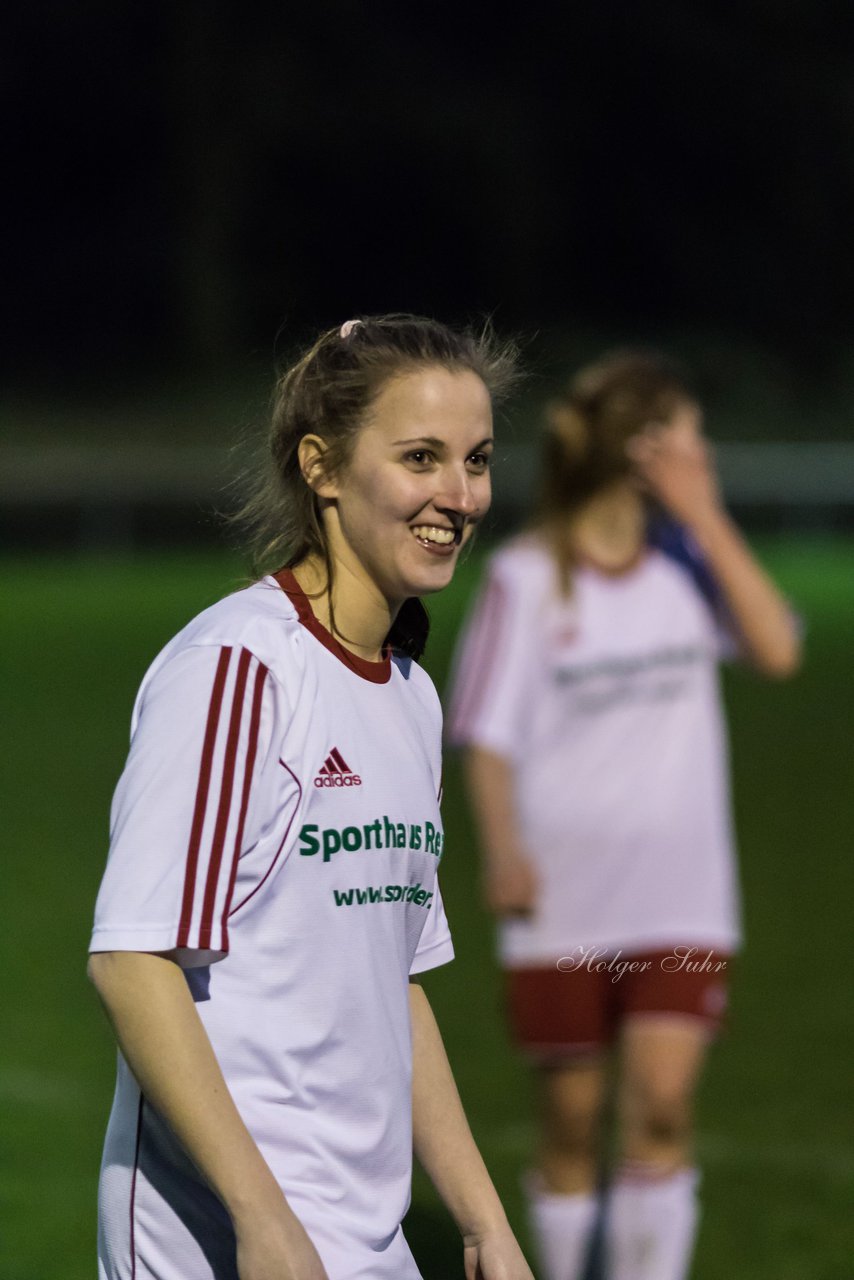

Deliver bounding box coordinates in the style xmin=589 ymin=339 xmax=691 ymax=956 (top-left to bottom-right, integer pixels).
xmin=448 ymin=351 xmax=801 ymax=1280
xmin=88 ymin=316 xmax=535 ymax=1280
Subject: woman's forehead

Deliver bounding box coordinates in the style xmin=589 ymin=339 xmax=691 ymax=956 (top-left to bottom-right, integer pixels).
xmin=366 ymin=367 xmax=493 ymax=435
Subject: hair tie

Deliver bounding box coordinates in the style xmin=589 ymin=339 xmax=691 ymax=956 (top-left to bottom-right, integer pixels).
xmin=339 ymin=319 xmax=362 ymax=339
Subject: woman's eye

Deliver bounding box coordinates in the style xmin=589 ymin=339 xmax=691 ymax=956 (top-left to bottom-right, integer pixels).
xmin=467 ymin=452 xmax=492 ymax=471
xmin=405 ymin=450 xmax=433 ymax=466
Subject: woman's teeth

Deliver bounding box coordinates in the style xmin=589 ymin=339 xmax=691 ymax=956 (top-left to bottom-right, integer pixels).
xmin=412 ymin=525 xmax=456 ymax=546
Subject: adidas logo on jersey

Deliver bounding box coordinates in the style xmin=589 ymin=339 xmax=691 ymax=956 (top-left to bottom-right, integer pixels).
xmin=314 ymin=747 xmax=362 ymax=788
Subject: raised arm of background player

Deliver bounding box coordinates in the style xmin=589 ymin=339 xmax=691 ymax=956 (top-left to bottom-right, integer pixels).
xmin=627 ymin=416 xmax=802 ymax=677
xmin=88 ymin=950 xmax=329 ymax=1280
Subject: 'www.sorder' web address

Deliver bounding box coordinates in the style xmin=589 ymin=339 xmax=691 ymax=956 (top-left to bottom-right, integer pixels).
xmin=332 ymin=883 xmax=434 ymax=908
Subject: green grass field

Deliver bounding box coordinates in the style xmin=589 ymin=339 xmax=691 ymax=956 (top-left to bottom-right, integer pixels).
xmin=2 ymin=538 xmax=853 ymax=1279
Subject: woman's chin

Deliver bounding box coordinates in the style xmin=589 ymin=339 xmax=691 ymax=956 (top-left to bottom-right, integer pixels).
xmin=396 ymin=560 xmax=458 ymax=601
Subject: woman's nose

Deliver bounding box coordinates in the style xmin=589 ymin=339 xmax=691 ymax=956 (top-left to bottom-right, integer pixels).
xmin=435 ymin=468 xmax=480 ymax=515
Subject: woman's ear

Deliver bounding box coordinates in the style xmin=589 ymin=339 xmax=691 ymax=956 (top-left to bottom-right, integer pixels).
xmin=298 ymin=435 xmax=339 ymax=499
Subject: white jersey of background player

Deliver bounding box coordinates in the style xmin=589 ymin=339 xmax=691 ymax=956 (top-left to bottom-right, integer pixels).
xmin=88 ymin=316 xmax=534 ymax=1280
xmin=449 ymin=534 xmax=740 ymax=966
xmin=448 ymin=351 xmax=800 ymax=1280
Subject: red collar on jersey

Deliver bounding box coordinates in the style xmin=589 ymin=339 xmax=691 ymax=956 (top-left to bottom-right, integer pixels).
xmin=272 ymin=568 xmax=392 ymax=684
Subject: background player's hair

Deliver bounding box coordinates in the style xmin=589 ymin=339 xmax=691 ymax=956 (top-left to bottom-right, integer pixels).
xmin=234 ymin=313 xmax=519 ymax=658
xmin=536 ymin=349 xmax=695 ymax=591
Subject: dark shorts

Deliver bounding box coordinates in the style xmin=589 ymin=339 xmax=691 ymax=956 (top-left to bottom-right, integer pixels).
xmin=505 ymin=946 xmax=731 ymax=1059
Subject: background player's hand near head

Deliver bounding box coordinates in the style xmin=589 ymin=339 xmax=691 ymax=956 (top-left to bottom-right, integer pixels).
xmin=626 ymin=399 xmax=801 ymax=677
xmin=626 ymin=402 xmax=722 ymax=528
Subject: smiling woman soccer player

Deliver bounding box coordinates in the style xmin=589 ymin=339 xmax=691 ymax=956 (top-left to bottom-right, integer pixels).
xmin=88 ymin=316 xmax=533 ymax=1280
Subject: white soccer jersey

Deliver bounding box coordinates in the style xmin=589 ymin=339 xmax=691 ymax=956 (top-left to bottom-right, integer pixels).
xmin=91 ymin=570 xmax=453 ymax=1280
xmin=448 ymin=536 xmax=741 ymax=967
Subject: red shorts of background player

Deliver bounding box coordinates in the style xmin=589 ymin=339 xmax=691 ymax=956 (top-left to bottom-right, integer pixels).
xmin=505 ymin=947 xmax=732 ymax=1060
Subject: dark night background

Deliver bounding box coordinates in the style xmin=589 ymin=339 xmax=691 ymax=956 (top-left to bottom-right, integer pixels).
xmin=6 ymin=1 xmax=854 ymax=407
xmin=4 ymin=10 xmax=854 ymax=1279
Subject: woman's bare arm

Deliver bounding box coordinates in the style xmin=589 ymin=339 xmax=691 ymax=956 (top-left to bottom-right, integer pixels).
xmin=462 ymin=747 xmax=537 ymax=917
xmin=630 ymin=429 xmax=802 ymax=677
xmin=410 ymin=982 xmax=534 ymax=1280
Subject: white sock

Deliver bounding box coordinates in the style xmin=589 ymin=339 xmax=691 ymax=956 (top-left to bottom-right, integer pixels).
xmin=605 ymin=1165 xmax=700 ymax=1280
xmin=524 ymin=1171 xmax=598 ymax=1280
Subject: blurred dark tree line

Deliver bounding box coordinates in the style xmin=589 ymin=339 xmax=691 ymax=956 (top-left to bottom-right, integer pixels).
xmin=6 ymin=1 xmax=854 ymax=385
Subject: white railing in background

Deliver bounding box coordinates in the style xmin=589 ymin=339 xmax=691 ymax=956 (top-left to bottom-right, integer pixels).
xmin=1 ymin=443 xmax=853 ymax=507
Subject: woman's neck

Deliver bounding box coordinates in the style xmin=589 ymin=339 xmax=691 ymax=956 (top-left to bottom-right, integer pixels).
xmin=568 ymin=484 xmax=647 ymax=571
xmin=290 ymin=555 xmax=394 ymax=662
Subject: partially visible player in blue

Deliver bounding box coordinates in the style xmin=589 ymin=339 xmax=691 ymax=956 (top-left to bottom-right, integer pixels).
xmin=88 ymin=315 xmax=535 ymax=1280
xmin=449 ymin=350 xmax=801 ymax=1280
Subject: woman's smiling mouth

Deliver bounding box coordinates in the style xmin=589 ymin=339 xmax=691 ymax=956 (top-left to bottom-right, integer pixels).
xmin=411 ymin=524 xmax=459 ymax=550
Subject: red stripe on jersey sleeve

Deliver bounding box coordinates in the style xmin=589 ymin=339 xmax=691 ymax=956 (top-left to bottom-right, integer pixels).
xmin=220 ymin=658 xmax=268 ymax=949
xmin=177 ymin=647 xmax=232 ymax=947
xmin=197 ymin=647 xmax=253 ymax=949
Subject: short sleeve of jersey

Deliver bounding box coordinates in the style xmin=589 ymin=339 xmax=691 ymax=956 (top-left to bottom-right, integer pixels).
xmin=409 ymin=882 xmax=454 ymax=974
xmin=91 ymin=642 xmax=282 ymax=966
xmin=445 ymin=553 xmax=533 ymax=758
